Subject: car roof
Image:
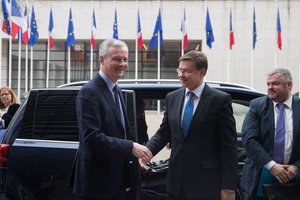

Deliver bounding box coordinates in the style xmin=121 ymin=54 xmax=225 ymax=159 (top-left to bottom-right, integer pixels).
xmin=55 ymin=79 xmax=265 ymax=103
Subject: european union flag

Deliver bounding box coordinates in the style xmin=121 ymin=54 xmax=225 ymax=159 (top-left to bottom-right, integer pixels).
xmin=113 ymin=8 xmax=118 ymax=39
xmin=28 ymin=6 xmax=39 ymax=47
xmin=66 ymin=8 xmax=76 ymax=48
xmin=148 ymin=9 xmax=163 ymax=49
xmin=253 ymin=7 xmax=257 ymax=49
xmin=205 ymin=8 xmax=214 ymax=49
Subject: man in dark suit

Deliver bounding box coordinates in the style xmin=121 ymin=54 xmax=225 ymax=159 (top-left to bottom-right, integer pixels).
xmin=241 ymin=68 xmax=300 ymax=200
xmin=141 ymin=51 xmax=238 ymax=200
xmin=73 ymin=39 xmax=152 ymax=200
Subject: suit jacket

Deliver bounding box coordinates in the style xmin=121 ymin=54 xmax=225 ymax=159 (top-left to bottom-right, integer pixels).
xmin=73 ymin=73 xmax=134 ymax=198
xmin=2 ymin=103 xmax=20 ymax=128
xmin=146 ymin=84 xmax=238 ymax=199
xmin=241 ymin=96 xmax=300 ymax=200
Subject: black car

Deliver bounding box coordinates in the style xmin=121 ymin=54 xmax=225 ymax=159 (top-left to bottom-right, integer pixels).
xmin=0 ymin=80 xmax=265 ymax=200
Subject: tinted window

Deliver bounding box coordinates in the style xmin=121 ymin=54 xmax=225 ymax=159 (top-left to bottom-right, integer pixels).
xmin=18 ymin=90 xmax=79 ymax=141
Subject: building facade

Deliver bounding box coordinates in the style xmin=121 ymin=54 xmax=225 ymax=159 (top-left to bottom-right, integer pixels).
xmin=1 ymin=0 xmax=300 ymax=97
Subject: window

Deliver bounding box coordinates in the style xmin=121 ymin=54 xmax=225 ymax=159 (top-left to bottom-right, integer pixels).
xmin=18 ymin=90 xmax=79 ymax=141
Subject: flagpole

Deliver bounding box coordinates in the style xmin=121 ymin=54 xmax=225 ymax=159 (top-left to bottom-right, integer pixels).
xmin=181 ymin=1 xmax=185 ymax=56
xmin=25 ymin=0 xmax=29 ymax=92
xmin=0 ymin=14 xmax=2 ymax=87
xmin=90 ymin=1 xmax=94 ymax=80
xmin=251 ymin=1 xmax=255 ymax=88
xmin=135 ymin=1 xmax=138 ymax=80
xmin=17 ymin=31 xmax=21 ymax=98
xmin=8 ymin=0 xmax=12 ymax=88
xmin=30 ymin=47 xmax=33 ymax=89
xmin=46 ymin=3 xmax=51 ymax=88
xmin=157 ymin=2 xmax=161 ymax=80
xmin=227 ymin=1 xmax=231 ymax=82
xmin=9 ymin=35 xmax=12 ymax=87
xmin=275 ymin=0 xmax=278 ymax=69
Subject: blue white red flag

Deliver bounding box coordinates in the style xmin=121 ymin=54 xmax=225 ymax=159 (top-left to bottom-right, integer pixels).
xmin=91 ymin=9 xmax=97 ymax=49
xmin=277 ymin=8 xmax=282 ymax=50
xmin=181 ymin=7 xmax=188 ymax=50
xmin=10 ymin=0 xmax=22 ymax=38
xmin=22 ymin=5 xmax=29 ymax=45
xmin=229 ymin=9 xmax=235 ymax=49
xmin=137 ymin=10 xmax=143 ymax=50
xmin=48 ymin=8 xmax=54 ymax=48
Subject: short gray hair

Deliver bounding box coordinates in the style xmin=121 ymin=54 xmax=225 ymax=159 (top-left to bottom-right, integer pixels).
xmin=99 ymin=39 xmax=128 ymax=58
xmin=267 ymin=68 xmax=292 ymax=82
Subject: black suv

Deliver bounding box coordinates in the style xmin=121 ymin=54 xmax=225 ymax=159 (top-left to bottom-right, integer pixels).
xmin=0 ymin=80 xmax=265 ymax=200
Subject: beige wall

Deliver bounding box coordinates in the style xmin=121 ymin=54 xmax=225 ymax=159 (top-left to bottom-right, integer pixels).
xmin=2 ymin=0 xmax=300 ymax=94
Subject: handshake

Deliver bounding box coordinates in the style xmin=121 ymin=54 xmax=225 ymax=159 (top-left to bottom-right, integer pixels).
xmin=132 ymin=142 xmax=153 ymax=170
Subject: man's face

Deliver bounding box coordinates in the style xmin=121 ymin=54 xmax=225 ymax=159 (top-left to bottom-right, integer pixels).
xmin=99 ymin=46 xmax=128 ymax=82
xmin=267 ymin=73 xmax=292 ymax=102
xmin=177 ymin=60 xmax=205 ymax=90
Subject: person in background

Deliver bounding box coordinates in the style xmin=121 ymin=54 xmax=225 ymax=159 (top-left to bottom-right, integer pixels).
xmin=141 ymin=51 xmax=238 ymax=200
xmin=241 ymin=68 xmax=300 ymax=200
xmin=72 ymin=39 xmax=152 ymax=200
xmin=0 ymin=87 xmax=20 ymax=129
xmin=136 ymin=98 xmax=149 ymax=145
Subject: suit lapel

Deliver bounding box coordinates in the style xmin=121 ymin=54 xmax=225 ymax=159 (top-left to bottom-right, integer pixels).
xmin=188 ymin=84 xmax=210 ymax=133
xmin=291 ymin=96 xmax=300 ymax=161
xmin=96 ymin=75 xmax=126 ymax=131
xmin=177 ymin=89 xmax=186 ymax=139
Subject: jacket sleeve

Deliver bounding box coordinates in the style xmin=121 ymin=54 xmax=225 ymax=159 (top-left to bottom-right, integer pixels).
xmin=2 ymin=103 xmax=20 ymax=128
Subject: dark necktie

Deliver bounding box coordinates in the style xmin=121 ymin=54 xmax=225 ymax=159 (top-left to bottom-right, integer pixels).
xmin=113 ymin=85 xmax=121 ymax=116
xmin=182 ymin=92 xmax=194 ymax=137
xmin=273 ymin=103 xmax=285 ymax=164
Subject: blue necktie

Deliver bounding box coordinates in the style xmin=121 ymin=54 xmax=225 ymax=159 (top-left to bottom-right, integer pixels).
xmin=273 ymin=103 xmax=285 ymax=164
xmin=182 ymin=92 xmax=194 ymax=137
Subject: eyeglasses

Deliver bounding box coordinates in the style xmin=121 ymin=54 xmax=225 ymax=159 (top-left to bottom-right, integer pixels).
xmin=0 ymin=93 xmax=10 ymax=97
xmin=176 ymin=68 xmax=193 ymax=74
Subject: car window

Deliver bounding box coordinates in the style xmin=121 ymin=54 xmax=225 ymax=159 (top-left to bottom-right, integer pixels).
xmin=142 ymin=99 xmax=250 ymax=162
xmin=232 ymin=102 xmax=249 ymax=134
xmin=17 ymin=90 xmax=79 ymax=141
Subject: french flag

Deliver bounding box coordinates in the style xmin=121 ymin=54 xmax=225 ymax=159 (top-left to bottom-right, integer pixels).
xmin=10 ymin=0 xmax=22 ymax=38
xmin=229 ymin=9 xmax=235 ymax=49
xmin=48 ymin=8 xmax=54 ymax=49
xmin=137 ymin=10 xmax=143 ymax=50
xmin=22 ymin=5 xmax=29 ymax=45
xmin=277 ymin=8 xmax=282 ymax=50
xmin=91 ymin=9 xmax=97 ymax=49
xmin=181 ymin=7 xmax=188 ymax=50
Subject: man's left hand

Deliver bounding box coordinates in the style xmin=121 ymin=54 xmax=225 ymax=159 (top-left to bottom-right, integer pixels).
xmin=285 ymin=165 xmax=299 ymax=179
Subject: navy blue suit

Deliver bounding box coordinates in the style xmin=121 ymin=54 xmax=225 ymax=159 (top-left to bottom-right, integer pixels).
xmin=241 ymin=96 xmax=300 ymax=200
xmin=73 ymin=73 xmax=134 ymax=198
xmin=146 ymin=84 xmax=238 ymax=199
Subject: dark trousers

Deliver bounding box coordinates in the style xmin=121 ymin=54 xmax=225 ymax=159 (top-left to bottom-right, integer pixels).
xmin=76 ymin=189 xmax=126 ymax=200
xmin=168 ymin=184 xmax=198 ymax=200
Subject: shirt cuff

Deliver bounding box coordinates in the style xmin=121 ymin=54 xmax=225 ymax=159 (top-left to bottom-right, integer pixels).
xmin=264 ymin=160 xmax=276 ymax=170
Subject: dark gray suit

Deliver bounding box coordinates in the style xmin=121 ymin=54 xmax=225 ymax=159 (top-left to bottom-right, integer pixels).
xmin=241 ymin=96 xmax=300 ymax=200
xmin=73 ymin=73 xmax=134 ymax=198
xmin=146 ymin=84 xmax=238 ymax=199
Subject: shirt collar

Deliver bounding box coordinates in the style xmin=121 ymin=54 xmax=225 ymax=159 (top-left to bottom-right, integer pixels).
xmin=185 ymin=82 xmax=205 ymax=98
xmin=99 ymin=71 xmax=116 ymax=91
xmin=272 ymin=95 xmax=292 ymax=109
